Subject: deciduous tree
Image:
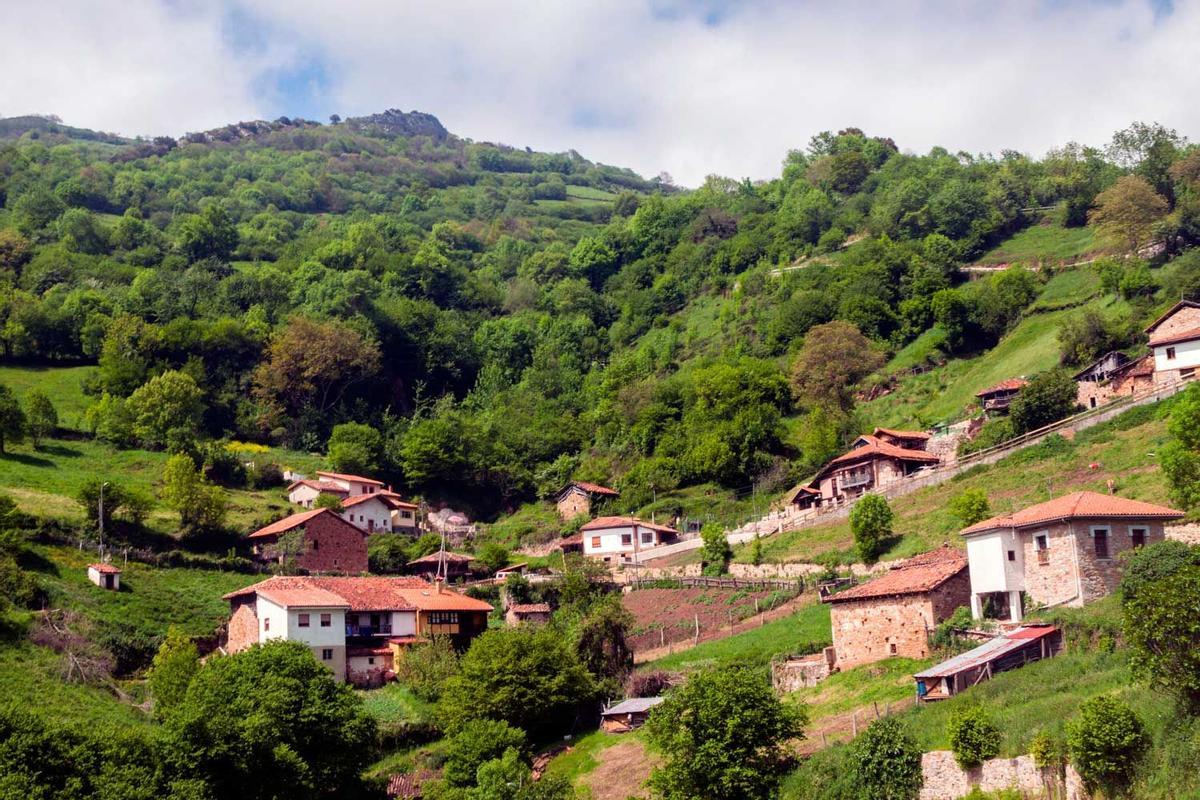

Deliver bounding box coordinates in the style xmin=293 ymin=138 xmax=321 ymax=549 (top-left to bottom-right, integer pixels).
xmin=24 ymin=389 xmax=57 ymax=448
xmin=0 ymin=384 xmax=26 ymax=453
xmin=790 ymin=321 xmax=884 ymax=412
xmin=850 ymin=494 xmax=893 ymax=563
xmin=1066 ymin=695 xmax=1149 ymax=797
xmin=1089 ymin=175 xmax=1169 ymax=253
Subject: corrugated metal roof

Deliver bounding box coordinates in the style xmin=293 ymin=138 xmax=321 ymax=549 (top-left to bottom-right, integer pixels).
xmin=602 ymin=697 xmax=665 ymax=716
xmin=913 ymin=625 xmax=1057 ymax=679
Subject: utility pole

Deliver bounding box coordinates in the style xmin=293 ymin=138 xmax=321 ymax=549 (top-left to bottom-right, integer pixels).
xmin=98 ymin=481 xmax=109 ymax=559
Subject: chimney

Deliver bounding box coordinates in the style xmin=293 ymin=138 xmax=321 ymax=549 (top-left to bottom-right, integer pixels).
xmin=435 ymin=577 xmax=445 ymax=594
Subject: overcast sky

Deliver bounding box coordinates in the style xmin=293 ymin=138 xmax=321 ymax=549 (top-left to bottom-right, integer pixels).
xmin=1 ymin=0 xmax=1196 ymax=185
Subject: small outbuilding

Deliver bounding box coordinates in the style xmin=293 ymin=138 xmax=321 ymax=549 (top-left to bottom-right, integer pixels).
xmin=406 ymin=551 xmax=474 ymax=580
xmin=600 ymin=696 xmax=665 ymax=733
xmin=556 ymin=480 xmax=619 ymax=521
xmin=914 ymin=624 xmax=1062 ymax=702
xmin=505 ymin=603 xmax=551 ymax=626
xmin=87 ymin=562 xmax=121 ymax=591
xmin=976 ymin=378 xmax=1028 ymax=416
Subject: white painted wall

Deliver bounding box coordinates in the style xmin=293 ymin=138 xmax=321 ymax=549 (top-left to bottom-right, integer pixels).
xmin=288 ymin=484 xmax=322 ymax=507
xmin=392 ymin=611 xmax=417 ymax=636
xmin=255 ymin=596 xmax=346 ymax=646
xmin=1154 ymin=338 xmax=1200 ymax=372
xmin=341 ymin=497 xmax=393 ymax=532
xmin=966 ymin=530 xmax=1024 ymax=594
xmin=582 ymin=525 xmax=660 ymax=556
xmin=257 ymin=596 xmax=290 ymax=643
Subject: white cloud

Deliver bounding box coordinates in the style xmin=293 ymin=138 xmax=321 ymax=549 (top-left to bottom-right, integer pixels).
xmin=3 ymin=1 xmax=1199 ymax=184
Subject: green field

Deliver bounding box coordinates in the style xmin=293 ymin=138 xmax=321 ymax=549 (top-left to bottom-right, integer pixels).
xmin=645 ymin=600 xmax=831 ymax=672
xmin=0 ymin=640 xmax=152 ymax=727
xmin=0 ymin=432 xmax=322 ymax=534
xmin=0 ymin=364 xmax=95 ymax=431
xmin=974 ymin=221 xmax=1099 ymax=266
xmin=742 ymin=398 xmax=1175 ymax=565
xmin=863 ymin=286 xmax=1125 ymax=429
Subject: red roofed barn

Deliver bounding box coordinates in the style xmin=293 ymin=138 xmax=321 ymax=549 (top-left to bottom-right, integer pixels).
xmin=827 ymin=546 xmax=970 ymax=670
xmin=962 ymin=491 xmax=1184 ymax=621
xmin=556 ymin=480 xmax=619 ymax=521
xmin=248 ymin=508 xmax=368 ymax=574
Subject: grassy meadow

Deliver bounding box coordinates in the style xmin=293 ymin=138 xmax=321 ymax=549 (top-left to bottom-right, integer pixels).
xmin=973 ymin=220 xmax=1099 ymax=266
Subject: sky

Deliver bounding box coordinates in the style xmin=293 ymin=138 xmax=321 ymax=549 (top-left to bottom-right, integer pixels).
xmin=1 ymin=0 xmax=1197 ymax=186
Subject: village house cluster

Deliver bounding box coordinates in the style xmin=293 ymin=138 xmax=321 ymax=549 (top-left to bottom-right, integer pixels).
xmin=553 ymin=480 xmax=682 ymax=563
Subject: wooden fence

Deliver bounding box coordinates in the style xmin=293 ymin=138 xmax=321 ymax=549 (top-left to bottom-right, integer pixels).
xmin=628 ymin=574 xmax=804 ymax=592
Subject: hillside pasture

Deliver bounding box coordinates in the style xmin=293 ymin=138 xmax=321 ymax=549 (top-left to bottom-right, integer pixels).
xmin=973 ymin=220 xmax=1099 ymax=267
xmin=0 ymin=364 xmax=95 ymax=431
xmin=623 ymin=585 xmax=804 ymax=654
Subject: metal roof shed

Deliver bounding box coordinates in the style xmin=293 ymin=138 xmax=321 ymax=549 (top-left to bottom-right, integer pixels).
xmin=914 ymin=625 xmax=1062 ymax=702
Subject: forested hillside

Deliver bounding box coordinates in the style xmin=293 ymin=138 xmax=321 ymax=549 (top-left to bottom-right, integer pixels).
xmin=1 ymin=113 xmax=1198 ymax=524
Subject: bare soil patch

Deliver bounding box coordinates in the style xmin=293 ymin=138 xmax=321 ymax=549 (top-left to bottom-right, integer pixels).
xmin=584 ymin=738 xmax=657 ymax=800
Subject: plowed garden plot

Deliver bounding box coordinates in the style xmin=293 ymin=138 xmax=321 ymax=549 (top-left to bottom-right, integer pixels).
xmin=622 ymin=587 xmax=798 ymax=654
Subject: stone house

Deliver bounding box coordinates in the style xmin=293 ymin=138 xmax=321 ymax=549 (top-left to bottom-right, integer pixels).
xmin=223 ymin=575 xmax=492 ymax=684
xmin=827 ymin=546 xmax=970 ymax=670
xmin=1145 ymin=300 xmax=1200 ymax=385
xmin=1075 ymin=353 xmax=1155 ymax=409
xmin=505 ymin=603 xmax=551 ymax=626
xmin=976 ymin=378 xmax=1028 ymax=416
xmin=798 ymin=431 xmax=940 ymax=509
xmin=555 ymin=481 xmax=619 ymax=521
xmin=961 ymin=491 xmax=1184 ymax=621
xmin=87 ymin=562 xmax=120 ymax=590
xmin=247 ymin=508 xmax=369 ymax=574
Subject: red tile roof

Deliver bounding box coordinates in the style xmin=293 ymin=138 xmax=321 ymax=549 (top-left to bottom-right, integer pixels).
xmin=88 ymin=563 xmax=121 ymax=574
xmin=1144 ymin=300 xmax=1200 ymax=334
xmin=873 ymin=427 xmax=931 ymax=440
xmin=407 ymin=551 xmax=474 ymax=565
xmin=342 ymin=494 xmax=392 ymax=509
xmin=828 ymin=546 xmax=967 ymax=604
xmin=976 ymin=378 xmax=1028 ymax=397
xmin=580 ymin=516 xmax=679 ymax=535
xmin=287 ymin=479 xmax=348 ymax=495
xmin=378 ymin=490 xmax=419 ymax=509
xmin=824 ymin=436 xmax=940 ymax=471
xmin=347 ymin=646 xmax=393 ymax=657
xmin=316 ymin=470 xmax=385 ymax=486
xmin=1149 ymin=325 xmax=1200 ymax=347
xmin=223 ymin=576 xmax=492 ymax=612
xmin=387 ymin=769 xmax=439 ymax=799
xmin=509 ymin=603 xmax=551 ymax=614
xmin=962 ymin=491 xmax=1185 ymax=535
xmin=248 ymin=508 xmax=331 ymax=539
xmin=565 ymin=480 xmax=619 ymax=497
xmin=558 ymin=533 xmax=583 ymax=547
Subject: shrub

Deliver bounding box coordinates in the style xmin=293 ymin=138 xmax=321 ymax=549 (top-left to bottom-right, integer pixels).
xmin=1118 ymin=539 xmax=1200 ymax=602
xmin=700 ymin=522 xmax=732 ymax=576
xmin=850 ymin=494 xmax=893 ymax=563
xmin=1123 ymin=563 xmax=1200 ymax=713
xmin=1030 ymin=730 xmax=1065 ymax=771
xmin=948 ymin=488 xmax=990 ymax=527
xmin=1066 ymin=695 xmax=1148 ymax=797
xmin=948 ymin=706 xmax=1002 ymax=769
xmin=850 ymin=716 xmax=923 ymax=800
xmin=394 ymin=636 xmax=459 ymax=702
xmin=441 ymin=718 xmax=527 ymax=788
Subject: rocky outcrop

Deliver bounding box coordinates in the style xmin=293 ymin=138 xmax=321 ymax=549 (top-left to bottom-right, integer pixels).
xmin=345 ymin=109 xmax=449 ymax=140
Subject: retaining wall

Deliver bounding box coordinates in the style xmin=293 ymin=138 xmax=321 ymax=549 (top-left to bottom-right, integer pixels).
xmin=920 ymin=751 xmax=1084 ymax=800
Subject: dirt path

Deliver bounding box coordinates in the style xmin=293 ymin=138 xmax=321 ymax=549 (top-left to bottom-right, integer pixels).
xmin=585 ymin=738 xmax=658 ymax=800
xmin=633 ymin=591 xmax=817 ymax=664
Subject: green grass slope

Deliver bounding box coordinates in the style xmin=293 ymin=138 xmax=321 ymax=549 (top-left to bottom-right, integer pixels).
xmin=0 ymin=364 xmax=95 ymax=431
xmin=973 ymin=220 xmax=1098 ymax=266
xmin=742 ymin=398 xmax=1174 ymax=565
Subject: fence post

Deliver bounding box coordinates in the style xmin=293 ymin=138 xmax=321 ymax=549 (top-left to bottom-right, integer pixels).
xmin=852 ymin=711 xmax=858 ymax=738
xmin=694 ymin=614 xmax=699 ymax=644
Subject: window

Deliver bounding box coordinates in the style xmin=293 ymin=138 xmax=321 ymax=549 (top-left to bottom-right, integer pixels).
xmin=1167 ymin=346 xmax=1177 ymax=360
xmin=367 ymin=657 xmax=375 ymax=665
xmin=1130 ymin=527 xmax=1147 ymax=548
xmin=1183 ymin=367 xmax=1196 ymax=380
xmin=321 ymin=649 xmax=333 ymax=661
xmin=590 ymin=536 xmax=601 ymax=548
xmin=264 ymin=617 xmax=270 ymax=631
xmin=1007 ymin=550 xmax=1015 ymax=562
xmin=428 ymin=611 xmax=459 ymax=625
xmin=621 ymin=533 xmax=633 ymax=546
xmin=641 ymin=531 xmax=655 ymax=545
xmin=298 ymin=613 xmax=310 ymax=627
xmin=1035 ymin=534 xmax=1049 ymax=565
xmin=320 ymin=613 xmax=331 ymax=627
xmin=889 ymin=643 xmax=898 ymax=655
xmin=312 ymin=539 xmax=319 ymax=551
xmin=1093 ymin=527 xmax=1110 ymax=560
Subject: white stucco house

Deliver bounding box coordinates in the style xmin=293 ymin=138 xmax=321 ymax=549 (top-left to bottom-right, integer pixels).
xmin=580 ymin=516 xmax=678 ymax=563
xmin=1146 ymin=300 xmax=1200 ymax=385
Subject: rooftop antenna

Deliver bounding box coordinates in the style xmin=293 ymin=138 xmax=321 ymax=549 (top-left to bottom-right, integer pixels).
xmin=435 ymin=526 xmax=448 ymax=584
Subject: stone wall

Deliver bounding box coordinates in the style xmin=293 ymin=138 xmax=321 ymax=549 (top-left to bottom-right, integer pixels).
xmin=772 ymin=647 xmax=836 ymax=691
xmin=919 ymin=750 xmax=1084 ymax=800
xmin=298 ymin=514 xmax=369 ymax=573
xmin=556 ymin=490 xmax=590 ymax=521
xmin=1168 ymin=522 xmax=1200 ymax=545
xmin=225 ymin=598 xmax=258 ymax=653
xmin=630 ymin=560 xmax=895 ymax=582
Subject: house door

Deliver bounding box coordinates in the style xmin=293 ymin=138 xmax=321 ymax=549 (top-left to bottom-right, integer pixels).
xmin=104 ymin=575 xmax=114 ymax=590
xmin=368 ymin=519 xmax=375 ymax=532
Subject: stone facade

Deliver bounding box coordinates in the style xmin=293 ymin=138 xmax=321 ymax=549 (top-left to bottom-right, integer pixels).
xmin=771 ymin=647 xmax=836 ymax=691
xmin=1167 ymin=522 xmax=1200 ymax=545
xmin=225 ymin=597 xmax=261 ymax=653
xmin=556 ymin=487 xmax=592 ymax=521
xmin=1022 ymin=520 xmax=1164 ymax=608
xmin=830 ymin=568 xmax=970 ymax=670
xmin=919 ymin=750 xmax=1083 ymax=800
xmin=258 ymin=513 xmax=369 ymax=574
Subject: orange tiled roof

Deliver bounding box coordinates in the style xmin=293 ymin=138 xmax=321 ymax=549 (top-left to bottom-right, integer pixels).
xmin=223 ymin=575 xmax=492 ymax=612
xmin=962 ymin=491 xmax=1185 ymax=535
xmin=566 ymin=480 xmax=619 ymax=497
xmin=287 ymin=479 xmax=348 ymax=495
xmin=387 ymin=770 xmax=439 ymax=799
xmin=342 ymin=493 xmax=394 ymax=509
xmin=872 ymin=427 xmax=931 ymax=440
xmin=248 ymin=508 xmax=334 ymax=539
xmin=976 ymin=378 xmax=1028 ymax=397
xmin=379 ymin=490 xmax=419 ymax=509
xmin=824 ymin=436 xmax=940 ymax=470
xmin=509 ymin=603 xmax=551 ymax=614
xmin=580 ymin=516 xmax=679 ymax=535
xmin=828 ymin=546 xmax=967 ymax=604
xmin=1149 ymin=325 xmax=1200 ymax=348
xmin=407 ymin=551 xmax=474 ymax=565
xmin=316 ymin=470 xmax=385 ymax=486
xmin=88 ymin=563 xmax=121 ymax=574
